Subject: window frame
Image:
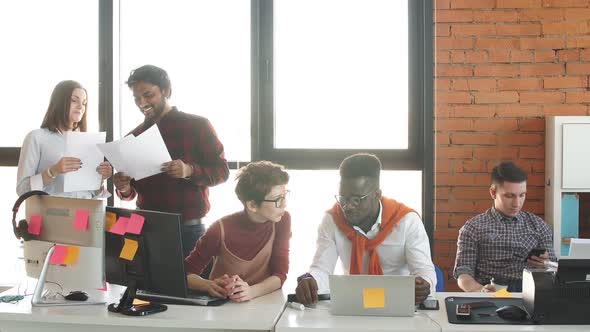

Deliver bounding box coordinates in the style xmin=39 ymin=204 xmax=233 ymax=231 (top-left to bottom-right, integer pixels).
xmin=254 ymin=0 xmax=433 ymax=243
xmin=0 ymin=0 xmax=433 ymax=245
xmin=255 ymin=0 xmax=429 ymax=171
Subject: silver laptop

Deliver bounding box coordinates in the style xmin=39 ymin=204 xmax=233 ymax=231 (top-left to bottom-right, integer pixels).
xmin=329 ymin=275 xmax=415 ymax=317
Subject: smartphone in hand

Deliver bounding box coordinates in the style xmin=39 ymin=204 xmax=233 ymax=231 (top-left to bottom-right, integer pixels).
xmin=525 ymin=248 xmax=545 ymax=261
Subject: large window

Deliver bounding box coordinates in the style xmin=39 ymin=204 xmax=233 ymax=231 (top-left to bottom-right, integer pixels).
xmin=256 ymin=0 xmax=430 ymax=287
xmin=0 ymin=0 xmax=432 ymax=287
xmin=205 ymin=169 xmax=422 ymax=291
xmin=273 ymin=0 xmax=408 ymax=150
xmin=258 ymin=0 xmax=427 ymax=170
xmin=0 ymin=0 xmax=99 ymax=286
xmin=117 ymin=0 xmax=251 ymax=162
xmin=0 ymin=1 xmax=99 ymax=149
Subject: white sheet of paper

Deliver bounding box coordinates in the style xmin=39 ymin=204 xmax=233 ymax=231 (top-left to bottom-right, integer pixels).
xmin=96 ymin=135 xmax=135 ymax=175
xmin=119 ymin=125 xmax=172 ymax=180
xmin=63 ymin=132 xmax=106 ymax=192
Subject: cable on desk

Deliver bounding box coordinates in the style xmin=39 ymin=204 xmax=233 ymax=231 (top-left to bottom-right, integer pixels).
xmin=0 ymin=295 xmax=25 ymax=303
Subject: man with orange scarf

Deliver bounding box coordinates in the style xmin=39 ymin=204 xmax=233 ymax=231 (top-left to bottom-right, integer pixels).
xmin=295 ymin=153 xmax=435 ymax=305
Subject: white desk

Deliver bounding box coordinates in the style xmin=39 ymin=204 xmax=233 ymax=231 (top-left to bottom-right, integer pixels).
xmin=0 ymin=284 xmax=287 ymax=332
xmin=274 ymin=300 xmax=440 ymax=332
xmin=425 ymin=292 xmax=590 ymax=332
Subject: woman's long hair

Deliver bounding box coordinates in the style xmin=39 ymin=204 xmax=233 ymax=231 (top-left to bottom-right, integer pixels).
xmin=41 ymin=80 xmax=87 ymax=132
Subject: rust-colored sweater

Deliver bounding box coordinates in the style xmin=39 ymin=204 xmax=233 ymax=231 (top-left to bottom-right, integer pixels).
xmin=185 ymin=210 xmax=291 ymax=284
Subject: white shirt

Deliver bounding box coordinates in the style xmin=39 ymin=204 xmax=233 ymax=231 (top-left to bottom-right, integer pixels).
xmin=309 ymin=202 xmax=437 ymax=294
xmin=16 ymin=128 xmax=104 ymax=199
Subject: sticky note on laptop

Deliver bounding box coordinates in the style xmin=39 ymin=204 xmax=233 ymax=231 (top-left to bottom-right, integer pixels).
xmin=363 ymin=288 xmax=385 ymax=308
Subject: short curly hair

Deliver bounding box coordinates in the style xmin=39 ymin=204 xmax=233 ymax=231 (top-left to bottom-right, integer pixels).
xmin=235 ymin=161 xmax=289 ymax=205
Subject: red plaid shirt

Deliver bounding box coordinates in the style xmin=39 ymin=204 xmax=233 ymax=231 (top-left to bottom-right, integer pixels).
xmin=118 ymin=107 xmax=229 ymax=220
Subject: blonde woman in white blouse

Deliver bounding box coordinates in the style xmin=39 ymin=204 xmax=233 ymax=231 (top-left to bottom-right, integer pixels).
xmin=16 ymin=80 xmax=112 ymax=199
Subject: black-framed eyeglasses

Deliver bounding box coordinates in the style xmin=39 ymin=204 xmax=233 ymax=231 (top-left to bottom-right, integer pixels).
xmin=261 ymin=190 xmax=290 ymax=208
xmin=334 ymin=191 xmax=375 ymax=207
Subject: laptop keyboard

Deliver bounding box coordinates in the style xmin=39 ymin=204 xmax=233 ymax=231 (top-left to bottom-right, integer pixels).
xmin=136 ymin=289 xmax=228 ymax=306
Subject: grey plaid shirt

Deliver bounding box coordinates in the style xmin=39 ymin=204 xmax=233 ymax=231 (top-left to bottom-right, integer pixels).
xmin=453 ymin=207 xmax=556 ymax=284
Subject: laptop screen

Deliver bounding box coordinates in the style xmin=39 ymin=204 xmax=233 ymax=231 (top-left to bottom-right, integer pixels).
xmin=329 ymin=275 xmax=415 ymax=317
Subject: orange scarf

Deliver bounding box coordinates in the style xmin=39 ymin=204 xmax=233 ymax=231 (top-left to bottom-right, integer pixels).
xmin=328 ymin=197 xmax=415 ymax=275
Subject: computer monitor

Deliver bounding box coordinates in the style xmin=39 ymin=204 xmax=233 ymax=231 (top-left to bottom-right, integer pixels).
xmin=22 ymin=195 xmax=106 ymax=306
xmin=569 ymin=238 xmax=590 ymax=259
xmin=556 ymin=258 xmax=590 ymax=284
xmin=105 ymin=206 xmax=186 ymax=315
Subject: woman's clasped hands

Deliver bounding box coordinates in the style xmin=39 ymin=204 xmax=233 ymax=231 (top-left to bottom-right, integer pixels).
xmin=206 ymin=274 xmax=253 ymax=302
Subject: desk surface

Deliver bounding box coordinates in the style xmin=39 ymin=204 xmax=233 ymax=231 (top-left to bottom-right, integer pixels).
xmin=0 ymin=284 xmax=287 ymax=332
xmin=275 ymin=300 xmax=440 ymax=332
xmin=4 ymin=288 xmax=590 ymax=332
xmin=425 ymin=292 xmax=590 ymax=332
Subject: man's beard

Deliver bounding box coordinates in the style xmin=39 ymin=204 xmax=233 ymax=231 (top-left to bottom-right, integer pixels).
xmin=142 ymin=103 xmax=165 ymax=125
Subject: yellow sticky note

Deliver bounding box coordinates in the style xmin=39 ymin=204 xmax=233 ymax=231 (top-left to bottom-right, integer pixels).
xmin=132 ymin=298 xmax=151 ymax=306
xmin=363 ymin=288 xmax=385 ymax=308
xmin=492 ymin=288 xmax=512 ymax=298
xmin=119 ymin=238 xmax=139 ymax=261
xmin=105 ymin=212 xmax=117 ymax=231
xmin=62 ymin=246 xmax=80 ymax=265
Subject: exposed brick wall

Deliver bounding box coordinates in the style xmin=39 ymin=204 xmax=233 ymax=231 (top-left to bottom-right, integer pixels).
xmin=433 ymin=0 xmax=590 ymax=291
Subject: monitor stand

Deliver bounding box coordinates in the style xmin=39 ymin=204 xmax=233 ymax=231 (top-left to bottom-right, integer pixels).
xmin=107 ymin=280 xmax=167 ymax=316
xmin=32 ymin=245 xmax=106 ymax=306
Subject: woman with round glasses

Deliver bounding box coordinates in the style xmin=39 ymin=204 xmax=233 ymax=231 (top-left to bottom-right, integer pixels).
xmin=185 ymin=160 xmax=291 ymax=302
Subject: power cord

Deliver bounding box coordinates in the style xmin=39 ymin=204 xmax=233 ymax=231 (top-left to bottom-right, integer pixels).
xmin=0 ymin=295 xmax=24 ymax=303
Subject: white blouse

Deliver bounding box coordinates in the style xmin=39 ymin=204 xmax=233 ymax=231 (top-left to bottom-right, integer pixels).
xmin=16 ymin=128 xmax=103 ymax=199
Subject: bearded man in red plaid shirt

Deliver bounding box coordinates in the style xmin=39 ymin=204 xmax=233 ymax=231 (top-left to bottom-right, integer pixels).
xmin=113 ymin=65 xmax=229 ymax=258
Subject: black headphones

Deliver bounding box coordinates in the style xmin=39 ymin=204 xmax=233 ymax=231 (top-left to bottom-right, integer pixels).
xmin=12 ymin=191 xmax=49 ymax=241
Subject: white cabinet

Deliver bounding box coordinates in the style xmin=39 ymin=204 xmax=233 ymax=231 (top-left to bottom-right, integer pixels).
xmin=545 ymin=116 xmax=590 ymax=257
xmin=562 ymin=123 xmax=590 ymax=189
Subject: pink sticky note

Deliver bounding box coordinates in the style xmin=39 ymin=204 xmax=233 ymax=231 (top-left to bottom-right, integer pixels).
xmin=97 ymin=283 xmax=108 ymax=292
xmin=109 ymin=217 xmax=129 ymax=235
xmin=73 ymin=209 xmax=89 ymax=230
xmin=126 ymin=213 xmax=145 ymax=235
xmin=28 ymin=215 xmax=42 ymax=235
xmin=49 ymin=245 xmax=68 ymax=265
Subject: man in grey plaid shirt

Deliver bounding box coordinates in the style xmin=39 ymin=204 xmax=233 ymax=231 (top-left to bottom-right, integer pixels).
xmin=453 ymin=161 xmax=556 ymax=293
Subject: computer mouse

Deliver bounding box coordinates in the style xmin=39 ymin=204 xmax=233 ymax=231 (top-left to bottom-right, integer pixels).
xmin=65 ymin=291 xmax=89 ymax=301
xmin=496 ymin=305 xmax=527 ymax=320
